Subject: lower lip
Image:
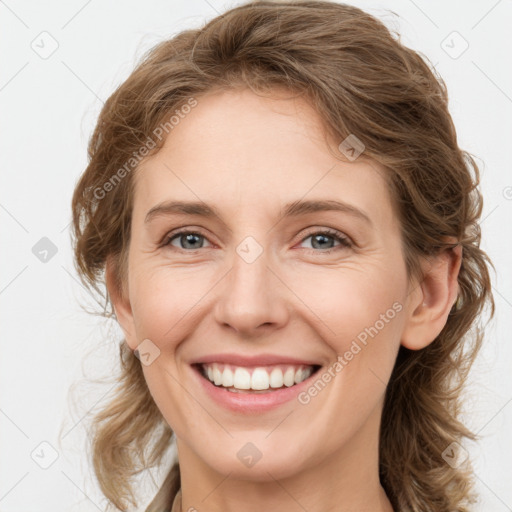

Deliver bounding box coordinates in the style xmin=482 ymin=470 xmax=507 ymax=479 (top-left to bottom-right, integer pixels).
xmin=191 ymin=365 xmax=320 ymax=414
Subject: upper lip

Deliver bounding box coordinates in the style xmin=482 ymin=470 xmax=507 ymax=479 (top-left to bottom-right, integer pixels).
xmin=191 ymin=353 xmax=322 ymax=367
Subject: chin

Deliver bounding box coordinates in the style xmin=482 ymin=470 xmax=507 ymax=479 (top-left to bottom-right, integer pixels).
xmin=194 ymin=439 xmax=313 ymax=481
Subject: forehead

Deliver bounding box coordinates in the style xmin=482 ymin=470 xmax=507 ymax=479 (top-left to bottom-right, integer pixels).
xmin=133 ymin=88 xmax=396 ymax=228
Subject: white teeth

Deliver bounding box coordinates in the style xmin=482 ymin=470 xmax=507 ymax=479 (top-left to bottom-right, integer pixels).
xmin=233 ymin=367 xmax=251 ymax=389
xmin=201 ymin=363 xmax=316 ymax=391
xmin=295 ymin=367 xmax=313 ymax=384
xmin=283 ymin=367 xmax=295 ymax=387
xmin=269 ymin=367 xmax=284 ymax=388
xmin=251 ymin=368 xmax=269 ymax=390
xmin=213 ymin=364 xmax=223 ymax=385
xmin=222 ymin=366 xmax=234 ymax=387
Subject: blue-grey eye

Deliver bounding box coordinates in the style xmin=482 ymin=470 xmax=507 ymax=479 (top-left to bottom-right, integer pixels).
xmin=166 ymin=232 xmax=211 ymax=250
xmin=299 ymin=230 xmax=351 ymax=251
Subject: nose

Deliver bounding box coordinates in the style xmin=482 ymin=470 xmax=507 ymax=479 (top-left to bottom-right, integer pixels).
xmin=213 ymin=247 xmax=290 ymax=337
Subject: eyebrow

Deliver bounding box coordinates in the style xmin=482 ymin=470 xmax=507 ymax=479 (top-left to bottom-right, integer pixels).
xmin=144 ymin=199 xmax=372 ymax=226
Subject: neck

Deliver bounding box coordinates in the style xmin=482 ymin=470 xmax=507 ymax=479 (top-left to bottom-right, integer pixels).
xmin=175 ymin=410 xmax=393 ymax=512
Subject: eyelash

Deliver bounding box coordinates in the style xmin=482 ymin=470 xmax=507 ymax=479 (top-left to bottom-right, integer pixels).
xmin=161 ymin=228 xmax=353 ymax=254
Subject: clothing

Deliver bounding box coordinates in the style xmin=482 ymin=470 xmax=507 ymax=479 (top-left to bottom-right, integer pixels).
xmin=170 ymin=489 xmax=182 ymax=512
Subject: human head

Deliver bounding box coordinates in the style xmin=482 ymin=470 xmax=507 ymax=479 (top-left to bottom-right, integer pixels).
xmin=71 ymin=2 xmax=494 ymax=511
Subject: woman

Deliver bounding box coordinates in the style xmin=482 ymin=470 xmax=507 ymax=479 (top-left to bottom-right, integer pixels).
xmin=71 ymin=1 xmax=494 ymax=511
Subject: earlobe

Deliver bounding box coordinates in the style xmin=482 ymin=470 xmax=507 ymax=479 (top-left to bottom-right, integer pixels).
xmin=105 ymin=255 xmax=138 ymax=350
xmin=401 ymin=243 xmax=462 ymax=351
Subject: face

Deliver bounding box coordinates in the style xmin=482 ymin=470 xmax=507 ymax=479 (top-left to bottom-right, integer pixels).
xmin=117 ymin=87 xmax=416 ymax=481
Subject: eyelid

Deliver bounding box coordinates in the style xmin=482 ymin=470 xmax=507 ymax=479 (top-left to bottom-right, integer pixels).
xmin=160 ymin=227 xmax=214 ymax=249
xmin=295 ymin=227 xmax=353 ymax=250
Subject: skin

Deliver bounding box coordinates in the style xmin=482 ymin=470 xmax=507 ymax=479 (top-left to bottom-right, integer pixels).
xmin=107 ymin=87 xmax=461 ymax=512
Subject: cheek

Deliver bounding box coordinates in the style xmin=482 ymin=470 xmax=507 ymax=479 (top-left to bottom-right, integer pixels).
xmin=286 ymin=263 xmax=407 ymax=407
xmin=129 ymin=263 xmax=214 ymax=347
xmin=290 ymin=262 xmax=406 ymax=348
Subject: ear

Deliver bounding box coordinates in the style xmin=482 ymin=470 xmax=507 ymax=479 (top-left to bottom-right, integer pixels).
xmin=105 ymin=254 xmax=138 ymax=350
xmin=401 ymin=242 xmax=462 ymax=350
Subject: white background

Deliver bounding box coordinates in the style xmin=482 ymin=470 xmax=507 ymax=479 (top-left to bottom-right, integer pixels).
xmin=1 ymin=0 xmax=511 ymax=510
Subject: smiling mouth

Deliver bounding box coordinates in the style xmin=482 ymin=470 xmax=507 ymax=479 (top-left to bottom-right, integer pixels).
xmin=193 ymin=363 xmax=322 ymax=393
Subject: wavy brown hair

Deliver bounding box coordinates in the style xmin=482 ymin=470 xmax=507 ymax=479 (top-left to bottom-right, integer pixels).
xmin=70 ymin=1 xmax=495 ymax=510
